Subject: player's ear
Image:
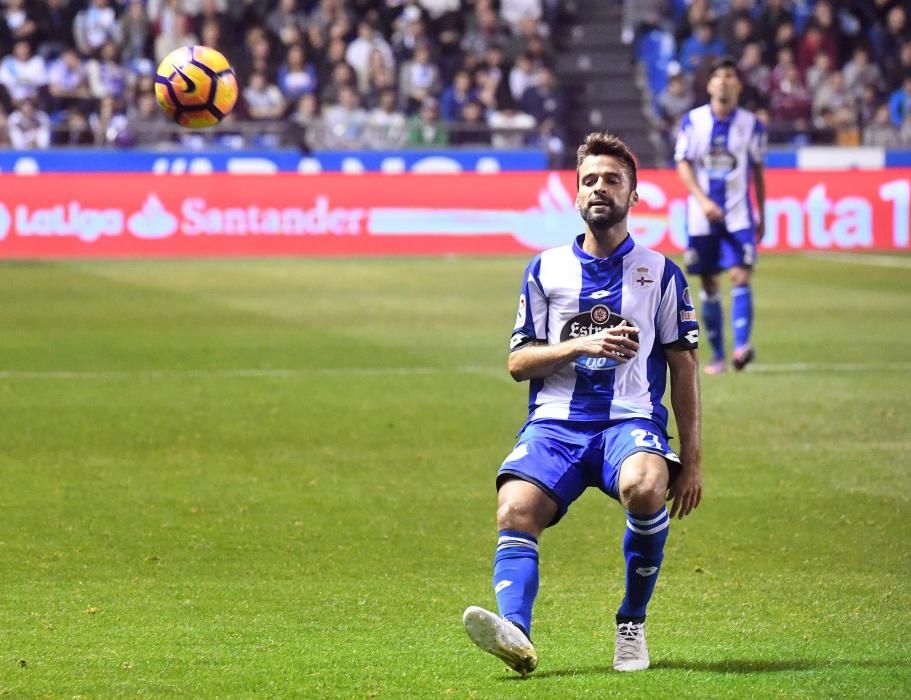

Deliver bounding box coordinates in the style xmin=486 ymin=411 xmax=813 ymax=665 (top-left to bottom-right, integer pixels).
xmin=575 ymin=192 xmax=583 ymax=209
xmin=629 ymin=190 xmax=639 ymax=207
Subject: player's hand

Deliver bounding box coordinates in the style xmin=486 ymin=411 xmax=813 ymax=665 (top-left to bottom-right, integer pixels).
xmin=574 ymin=322 xmax=640 ymax=362
xmin=668 ymin=464 xmax=702 ymax=519
xmin=700 ymin=197 xmax=724 ymax=222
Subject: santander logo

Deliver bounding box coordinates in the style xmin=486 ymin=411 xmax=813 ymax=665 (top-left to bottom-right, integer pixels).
xmin=128 ymin=195 xmax=178 ymax=239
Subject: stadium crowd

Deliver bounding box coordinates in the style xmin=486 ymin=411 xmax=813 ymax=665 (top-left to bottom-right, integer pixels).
xmin=0 ymin=0 xmax=567 ymax=156
xmin=629 ymin=0 xmax=911 ymax=158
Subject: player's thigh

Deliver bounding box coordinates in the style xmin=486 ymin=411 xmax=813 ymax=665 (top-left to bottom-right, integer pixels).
xmin=497 ymin=421 xmax=591 ymax=527
xmin=596 ymin=418 xmax=680 ymax=502
xmin=684 ymin=234 xmax=723 ymax=276
xmin=720 ymin=227 xmax=757 ymax=271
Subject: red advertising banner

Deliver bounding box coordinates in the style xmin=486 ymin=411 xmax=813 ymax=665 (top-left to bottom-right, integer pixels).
xmin=0 ymin=170 xmax=907 ymax=257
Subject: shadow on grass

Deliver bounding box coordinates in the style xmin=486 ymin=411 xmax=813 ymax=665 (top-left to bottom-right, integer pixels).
xmin=514 ymin=658 xmax=910 ymax=680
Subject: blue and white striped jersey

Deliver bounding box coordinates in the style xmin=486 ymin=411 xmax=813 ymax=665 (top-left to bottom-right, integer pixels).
xmin=674 ymin=104 xmax=767 ymax=236
xmin=510 ymin=234 xmax=699 ymax=430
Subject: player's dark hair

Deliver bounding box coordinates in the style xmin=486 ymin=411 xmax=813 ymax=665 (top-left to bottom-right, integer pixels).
xmin=575 ymin=132 xmax=638 ymax=190
xmin=708 ymin=56 xmax=741 ymax=81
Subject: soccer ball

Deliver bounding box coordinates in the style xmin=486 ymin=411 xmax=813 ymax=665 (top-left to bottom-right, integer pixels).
xmin=154 ymin=45 xmax=238 ymax=128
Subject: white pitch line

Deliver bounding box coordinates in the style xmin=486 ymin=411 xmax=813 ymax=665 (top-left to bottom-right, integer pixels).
xmin=746 ymin=362 xmax=911 ymax=373
xmin=0 ymin=363 xmax=908 ymax=380
xmin=0 ymin=366 xmax=509 ymax=381
xmin=803 ymin=252 xmax=911 ymax=269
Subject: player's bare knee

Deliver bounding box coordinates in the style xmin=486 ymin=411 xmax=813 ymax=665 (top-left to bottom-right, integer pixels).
xmin=619 ymin=463 xmax=669 ymax=512
xmin=730 ymin=266 xmax=751 ymax=286
xmin=496 ymin=499 xmax=541 ymax=532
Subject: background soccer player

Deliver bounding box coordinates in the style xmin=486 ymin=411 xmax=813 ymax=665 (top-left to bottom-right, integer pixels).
xmin=463 ymin=132 xmax=703 ymax=676
xmin=675 ymin=57 xmax=767 ymax=375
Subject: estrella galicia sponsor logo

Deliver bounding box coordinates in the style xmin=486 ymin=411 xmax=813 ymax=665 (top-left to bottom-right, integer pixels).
xmin=703 ymin=144 xmax=737 ymax=178
xmin=560 ymin=306 xmax=639 ymax=372
xmin=680 ymin=310 xmax=697 ymax=322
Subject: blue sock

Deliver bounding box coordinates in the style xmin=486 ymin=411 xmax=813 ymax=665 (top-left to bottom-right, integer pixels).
xmin=617 ymin=507 xmax=670 ymax=621
xmin=731 ymin=284 xmax=753 ymax=349
xmin=701 ymin=290 xmax=725 ymax=360
xmin=493 ymin=530 xmax=539 ymax=637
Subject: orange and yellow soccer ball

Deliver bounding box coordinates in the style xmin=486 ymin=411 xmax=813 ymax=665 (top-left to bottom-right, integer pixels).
xmin=154 ymin=45 xmax=238 ymax=128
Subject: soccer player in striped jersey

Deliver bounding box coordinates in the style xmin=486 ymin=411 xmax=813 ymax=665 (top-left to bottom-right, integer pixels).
xmin=463 ymin=132 xmax=703 ymax=676
xmin=675 ymin=57 xmax=767 ymax=375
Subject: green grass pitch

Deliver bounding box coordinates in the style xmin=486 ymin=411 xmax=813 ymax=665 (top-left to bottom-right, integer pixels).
xmin=1 ymin=253 xmax=909 ymax=698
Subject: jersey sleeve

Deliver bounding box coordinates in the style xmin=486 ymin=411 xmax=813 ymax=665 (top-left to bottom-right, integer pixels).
xmin=509 ymin=255 xmax=547 ymax=352
xmin=673 ymin=111 xmax=695 ymax=163
xmin=748 ymin=116 xmax=768 ymax=166
xmin=657 ymin=260 xmax=699 ymax=350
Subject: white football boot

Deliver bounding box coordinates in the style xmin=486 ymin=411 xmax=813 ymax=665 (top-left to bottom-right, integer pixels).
xmin=613 ymin=620 xmax=650 ymax=672
xmin=462 ymin=606 xmax=538 ymax=677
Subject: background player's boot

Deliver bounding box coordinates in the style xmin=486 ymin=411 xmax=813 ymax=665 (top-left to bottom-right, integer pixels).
xmin=732 ymin=345 xmax=755 ymax=371
xmin=704 ymin=357 xmax=727 ymax=375
xmin=463 ymin=606 xmax=537 ymax=677
xmin=614 ymin=620 xmax=649 ymax=671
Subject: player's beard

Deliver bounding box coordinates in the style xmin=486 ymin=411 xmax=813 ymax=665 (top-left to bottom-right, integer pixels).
xmin=580 ymin=198 xmax=630 ymax=232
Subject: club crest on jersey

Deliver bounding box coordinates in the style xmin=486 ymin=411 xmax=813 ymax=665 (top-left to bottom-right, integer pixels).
xmin=633 ymin=266 xmax=654 ymax=287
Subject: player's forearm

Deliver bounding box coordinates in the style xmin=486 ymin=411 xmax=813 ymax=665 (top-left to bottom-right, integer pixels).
xmin=753 ymin=165 xmax=766 ymax=214
xmin=508 ymin=341 xmax=580 ymax=382
xmin=676 ymin=160 xmax=709 ymax=202
xmin=668 ymin=350 xmax=702 ymax=470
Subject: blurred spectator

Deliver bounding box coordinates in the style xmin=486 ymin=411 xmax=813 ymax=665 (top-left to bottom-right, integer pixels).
xmin=365 ymin=87 xmax=406 ymax=148
xmin=392 ymin=5 xmax=431 ymax=62
xmin=805 ymin=52 xmax=833 ymax=95
xmin=812 ymin=72 xmax=855 ymax=128
xmin=770 ymin=63 xmax=811 ymax=130
xmin=461 ymin=5 xmax=509 ymax=57
xmin=120 ymin=0 xmax=153 ymax=65
xmin=278 ymin=43 xmax=318 ymax=103
xmin=832 ymin=106 xmax=860 ymax=146
xmin=0 ymin=40 xmax=48 ymax=104
xmin=154 ymin=0 xmax=197 ymax=64
xmin=4 ymin=0 xmax=40 ymax=48
xmin=399 ymin=42 xmax=440 ymax=113
xmin=320 ymin=61 xmax=357 ymax=106
xmin=527 ymin=115 xmax=564 ymax=167
xmin=265 ymin=0 xmax=306 ymax=49
xmin=243 ymin=70 xmax=286 ymax=120
xmin=363 ymin=48 xmax=397 ymax=107
xmin=74 ymin=0 xmax=122 ymax=57
xmin=886 ymin=39 xmax=911 ymax=92
xmin=287 ymin=92 xmax=323 ymax=150
xmin=92 ymin=95 xmax=130 ymax=145
xmin=0 ymin=107 xmax=9 ymax=146
xmin=508 ymin=53 xmax=538 ymax=104
xmin=755 ymin=0 xmax=793 ymax=59
xmin=656 ymin=72 xmax=693 ymax=133
xmin=842 ymin=46 xmax=883 ymax=102
xmin=871 ymin=5 xmax=910 ymax=81
xmin=889 ymin=75 xmax=911 ymax=127
xmin=767 ymin=19 xmax=797 ymax=67
xmin=863 ymin=104 xmax=902 ymax=148
xmin=738 ymin=42 xmax=770 ymax=107
xmin=901 ymin=111 xmax=911 ymax=146
xmin=440 ymin=69 xmax=476 ymax=123
xmin=500 ymin=0 xmax=542 ymax=36
xmin=450 ymin=99 xmax=490 ymax=146
xmin=53 ymin=105 xmax=94 ymax=144
xmin=405 ymin=96 xmax=448 ymax=145
xmin=8 ymin=98 xmax=51 ymax=148
xmin=717 ymin=0 xmax=752 ymax=53
xmin=487 ymin=99 xmax=535 ymax=148
xmin=678 ymin=21 xmax=725 ymax=75
xmin=87 ymin=41 xmax=128 ymax=100
xmin=796 ymin=24 xmax=838 ymax=77
xmin=346 ymin=20 xmax=395 ymax=92
xmin=506 ymin=16 xmax=553 ymax=64
xmin=519 ymin=66 xmax=564 ymax=125
xmin=47 ymin=48 xmax=91 ymax=113
xmin=857 ymin=83 xmax=882 ymax=128
xmin=674 ymin=0 xmax=714 ymax=45
xmin=322 ymin=83 xmax=367 ymax=148
xmin=34 ymin=0 xmax=76 ymax=60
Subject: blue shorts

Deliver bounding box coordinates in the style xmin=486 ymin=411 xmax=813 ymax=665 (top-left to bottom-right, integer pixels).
xmin=497 ymin=418 xmax=681 ymax=526
xmin=685 ymin=227 xmax=757 ymax=275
